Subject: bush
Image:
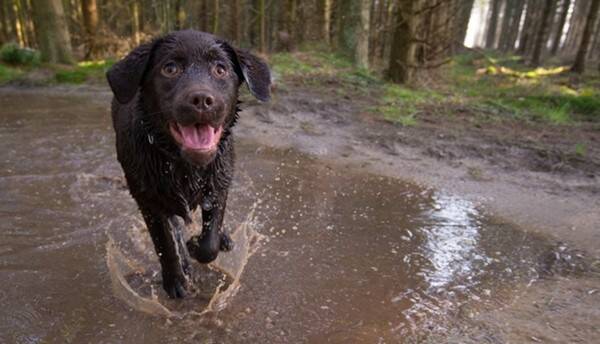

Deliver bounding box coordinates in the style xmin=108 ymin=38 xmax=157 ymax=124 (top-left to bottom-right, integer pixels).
xmin=0 ymin=43 xmax=40 ymax=66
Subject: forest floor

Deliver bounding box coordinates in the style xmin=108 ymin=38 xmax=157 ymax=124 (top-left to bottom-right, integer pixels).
xmin=2 ymin=50 xmax=600 ymax=342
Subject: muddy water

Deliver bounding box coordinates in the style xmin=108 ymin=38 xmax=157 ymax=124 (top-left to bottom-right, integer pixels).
xmin=0 ymin=89 xmax=553 ymax=343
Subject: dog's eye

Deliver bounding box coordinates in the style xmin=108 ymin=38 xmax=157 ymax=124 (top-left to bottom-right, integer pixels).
xmin=213 ymin=64 xmax=227 ymax=78
xmin=161 ymin=62 xmax=181 ymax=77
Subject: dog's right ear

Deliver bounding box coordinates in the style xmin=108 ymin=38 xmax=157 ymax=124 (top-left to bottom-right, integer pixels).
xmin=106 ymin=40 xmax=158 ymax=104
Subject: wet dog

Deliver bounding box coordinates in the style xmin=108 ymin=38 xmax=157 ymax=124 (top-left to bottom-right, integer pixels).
xmin=106 ymin=30 xmax=271 ymax=298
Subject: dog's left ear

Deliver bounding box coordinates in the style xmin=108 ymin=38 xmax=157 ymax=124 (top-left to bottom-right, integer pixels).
xmin=220 ymin=41 xmax=271 ymax=102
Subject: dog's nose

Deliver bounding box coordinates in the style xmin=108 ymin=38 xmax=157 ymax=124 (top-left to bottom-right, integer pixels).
xmin=188 ymin=91 xmax=215 ymax=111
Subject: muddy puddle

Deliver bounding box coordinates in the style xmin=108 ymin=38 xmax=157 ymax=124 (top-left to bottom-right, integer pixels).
xmin=0 ymin=89 xmax=560 ymax=343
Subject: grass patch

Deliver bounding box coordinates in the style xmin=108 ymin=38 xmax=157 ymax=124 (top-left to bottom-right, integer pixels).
xmin=446 ymin=51 xmax=600 ymax=123
xmin=0 ymin=58 xmax=113 ymax=85
xmin=376 ymin=105 xmax=417 ymax=126
xmin=270 ymin=52 xmax=314 ymax=76
xmin=54 ymin=59 xmax=114 ymax=84
xmin=574 ymin=143 xmax=587 ymax=157
xmin=370 ymin=84 xmax=443 ymax=125
xmin=0 ymin=64 xmax=23 ymax=84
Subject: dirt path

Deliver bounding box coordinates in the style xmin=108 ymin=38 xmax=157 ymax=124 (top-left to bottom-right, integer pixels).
xmin=236 ymin=84 xmax=600 ymax=342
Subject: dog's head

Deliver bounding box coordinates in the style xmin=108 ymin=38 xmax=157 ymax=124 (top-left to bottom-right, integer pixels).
xmin=107 ymin=30 xmax=271 ymax=165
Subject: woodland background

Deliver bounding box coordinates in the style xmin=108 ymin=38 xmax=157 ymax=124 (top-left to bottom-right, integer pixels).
xmin=0 ymin=0 xmax=599 ymax=127
xmin=0 ymin=0 xmax=599 ymax=80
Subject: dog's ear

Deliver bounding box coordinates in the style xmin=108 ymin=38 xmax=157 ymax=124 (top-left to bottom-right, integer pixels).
xmin=106 ymin=39 xmax=159 ymax=104
xmin=221 ymin=41 xmax=271 ymax=102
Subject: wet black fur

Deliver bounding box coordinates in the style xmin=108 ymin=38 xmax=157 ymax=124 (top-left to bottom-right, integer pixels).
xmin=106 ymin=30 xmax=271 ymax=298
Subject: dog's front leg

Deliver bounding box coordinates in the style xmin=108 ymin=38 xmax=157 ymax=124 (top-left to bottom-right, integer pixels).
xmin=187 ymin=185 xmax=234 ymax=264
xmin=141 ymin=208 xmax=190 ymax=298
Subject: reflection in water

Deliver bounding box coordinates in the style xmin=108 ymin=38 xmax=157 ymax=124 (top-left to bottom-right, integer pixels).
xmin=420 ymin=195 xmax=486 ymax=290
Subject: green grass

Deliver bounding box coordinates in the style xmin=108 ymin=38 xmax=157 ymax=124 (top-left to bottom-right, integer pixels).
xmin=54 ymin=60 xmax=114 ymax=84
xmin=0 ymin=64 xmax=23 ymax=83
xmin=574 ymin=143 xmax=587 ymax=157
xmin=270 ymin=52 xmax=314 ymax=76
xmin=446 ymin=51 xmax=600 ymax=123
xmin=371 ymin=84 xmax=442 ymax=125
xmin=0 ymin=59 xmax=114 ymax=85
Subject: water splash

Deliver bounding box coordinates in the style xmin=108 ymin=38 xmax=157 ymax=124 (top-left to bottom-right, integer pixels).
xmin=106 ymin=203 xmax=264 ymax=318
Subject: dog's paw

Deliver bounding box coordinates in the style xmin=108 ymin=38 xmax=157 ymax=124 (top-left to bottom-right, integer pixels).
xmin=187 ymin=235 xmax=219 ymax=264
xmin=220 ymin=232 xmax=234 ymax=252
xmin=163 ymin=273 xmax=188 ymax=299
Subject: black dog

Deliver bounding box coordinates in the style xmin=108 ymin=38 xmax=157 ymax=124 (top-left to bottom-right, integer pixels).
xmin=106 ymin=30 xmax=271 ymax=298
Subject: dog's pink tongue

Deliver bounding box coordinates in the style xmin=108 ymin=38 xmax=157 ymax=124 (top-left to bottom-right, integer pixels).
xmin=179 ymin=124 xmax=215 ymax=150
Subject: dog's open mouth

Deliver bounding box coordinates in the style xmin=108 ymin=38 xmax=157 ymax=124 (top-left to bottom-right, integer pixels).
xmin=170 ymin=123 xmax=223 ymax=152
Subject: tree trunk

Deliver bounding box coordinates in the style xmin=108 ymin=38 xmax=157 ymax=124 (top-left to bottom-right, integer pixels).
xmin=571 ymin=0 xmax=600 ymax=73
xmin=285 ymin=0 xmax=297 ymax=43
xmin=0 ymin=1 xmax=8 ymax=43
xmin=381 ymin=0 xmax=395 ymax=62
xmin=31 ymin=0 xmax=73 ymax=64
xmin=258 ymin=0 xmax=265 ymax=53
xmin=131 ymin=0 xmax=141 ymax=45
xmin=587 ymin=10 xmax=600 ymax=59
xmin=337 ymin=0 xmax=360 ymax=57
xmin=387 ymin=0 xmax=417 ymax=83
xmin=355 ymin=0 xmax=370 ymax=68
xmin=267 ymin=0 xmax=278 ymax=51
xmin=505 ymin=0 xmax=525 ymax=51
xmin=323 ymin=0 xmax=332 ymax=45
xmin=11 ymin=0 xmax=27 ymax=46
xmin=369 ymin=0 xmax=386 ymax=63
xmin=500 ymin=0 xmax=524 ymax=51
xmin=564 ymin=0 xmax=590 ymax=53
xmin=498 ymin=0 xmax=514 ymax=51
xmin=197 ymin=0 xmax=208 ymax=32
xmin=231 ymin=0 xmax=241 ymax=44
xmin=550 ymin=0 xmax=571 ymax=54
xmin=6 ymin=1 xmax=18 ymax=45
xmin=81 ymin=0 xmax=99 ymax=59
xmin=530 ymin=0 xmax=553 ymax=67
xmin=517 ymin=0 xmax=535 ymax=54
xmin=316 ymin=0 xmax=332 ymax=45
xmin=19 ymin=0 xmax=35 ymax=47
xmin=295 ymin=0 xmax=306 ymax=44
xmin=485 ymin=0 xmax=501 ymax=49
xmin=174 ymin=0 xmax=185 ymax=30
xmin=455 ymin=0 xmax=475 ymax=50
xmin=212 ymin=0 xmax=219 ymax=34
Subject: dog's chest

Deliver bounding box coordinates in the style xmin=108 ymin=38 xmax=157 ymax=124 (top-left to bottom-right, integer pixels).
xmin=163 ymin=160 xmax=205 ymax=204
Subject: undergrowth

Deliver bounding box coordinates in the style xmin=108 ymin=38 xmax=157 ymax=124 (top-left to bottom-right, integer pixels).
xmin=270 ymin=48 xmax=600 ymax=125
